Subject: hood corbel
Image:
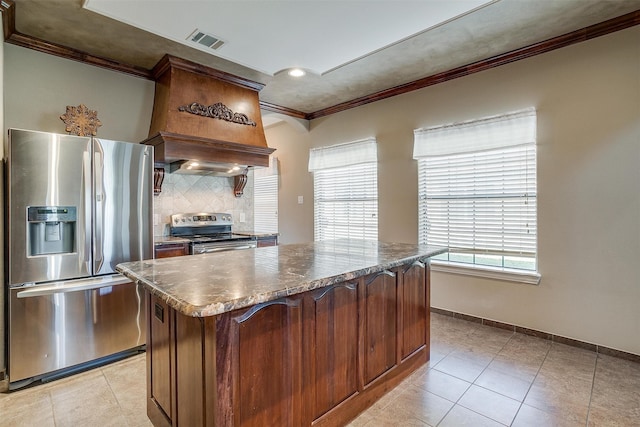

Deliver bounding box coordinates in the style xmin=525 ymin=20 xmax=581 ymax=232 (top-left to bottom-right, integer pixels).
xmin=234 ymin=169 xmax=249 ymax=198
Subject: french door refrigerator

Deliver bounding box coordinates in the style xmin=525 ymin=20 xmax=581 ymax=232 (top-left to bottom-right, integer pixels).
xmin=5 ymin=128 xmax=153 ymax=388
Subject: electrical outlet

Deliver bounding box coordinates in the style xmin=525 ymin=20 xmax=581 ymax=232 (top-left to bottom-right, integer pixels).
xmin=298 ymin=196 xmax=304 ymax=204
xmin=153 ymin=214 xmax=160 ymax=226
xmin=240 ymin=212 xmax=246 ymax=222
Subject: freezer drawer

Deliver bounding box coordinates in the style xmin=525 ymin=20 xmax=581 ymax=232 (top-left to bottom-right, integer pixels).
xmin=8 ymin=276 xmax=145 ymax=383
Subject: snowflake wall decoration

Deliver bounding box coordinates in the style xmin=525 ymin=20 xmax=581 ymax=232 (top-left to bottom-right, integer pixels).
xmin=60 ymin=104 xmax=102 ymax=136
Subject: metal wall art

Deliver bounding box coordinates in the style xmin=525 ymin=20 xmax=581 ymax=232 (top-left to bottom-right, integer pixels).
xmin=60 ymin=104 xmax=102 ymax=136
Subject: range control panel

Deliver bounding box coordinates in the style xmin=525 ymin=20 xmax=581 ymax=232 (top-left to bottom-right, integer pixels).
xmin=170 ymin=213 xmax=233 ymax=227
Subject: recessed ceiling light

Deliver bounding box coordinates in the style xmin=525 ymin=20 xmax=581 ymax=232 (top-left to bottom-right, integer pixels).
xmin=288 ymin=68 xmax=306 ymax=77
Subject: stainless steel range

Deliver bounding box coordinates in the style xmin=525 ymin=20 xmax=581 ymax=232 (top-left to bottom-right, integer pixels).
xmin=170 ymin=213 xmax=257 ymax=254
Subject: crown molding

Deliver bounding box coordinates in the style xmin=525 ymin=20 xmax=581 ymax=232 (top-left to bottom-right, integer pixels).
xmin=2 ymin=2 xmax=638 ymax=121
xmin=307 ymin=9 xmax=640 ymax=119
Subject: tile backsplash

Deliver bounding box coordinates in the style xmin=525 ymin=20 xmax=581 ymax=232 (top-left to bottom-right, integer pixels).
xmin=153 ymin=171 xmax=254 ymax=236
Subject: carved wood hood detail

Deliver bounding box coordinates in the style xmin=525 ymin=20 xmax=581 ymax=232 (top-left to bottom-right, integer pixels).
xmin=140 ymin=55 xmax=275 ymax=175
xmin=178 ymin=102 xmax=257 ymax=127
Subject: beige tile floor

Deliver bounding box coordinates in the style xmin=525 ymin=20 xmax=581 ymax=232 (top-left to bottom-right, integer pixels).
xmin=1 ymin=313 xmax=639 ymax=426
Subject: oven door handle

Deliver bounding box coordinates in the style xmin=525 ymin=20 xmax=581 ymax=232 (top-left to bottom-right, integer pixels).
xmin=197 ymin=245 xmax=255 ymax=254
xmin=15 ymin=275 xmax=132 ymax=298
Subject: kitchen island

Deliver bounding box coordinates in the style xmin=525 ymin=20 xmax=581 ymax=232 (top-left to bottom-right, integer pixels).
xmin=117 ymin=240 xmax=446 ymax=427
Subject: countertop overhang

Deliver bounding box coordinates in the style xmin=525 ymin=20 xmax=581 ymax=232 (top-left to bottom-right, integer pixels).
xmin=116 ymin=240 xmax=446 ymax=317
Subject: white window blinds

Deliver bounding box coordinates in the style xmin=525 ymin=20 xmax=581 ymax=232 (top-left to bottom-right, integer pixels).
xmin=309 ymin=138 xmax=378 ymax=241
xmin=414 ymin=108 xmax=537 ymax=271
xmin=253 ymin=157 xmax=278 ymax=233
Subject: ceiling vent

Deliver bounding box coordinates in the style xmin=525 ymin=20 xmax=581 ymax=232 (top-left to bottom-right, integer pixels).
xmin=188 ymin=29 xmax=225 ymax=50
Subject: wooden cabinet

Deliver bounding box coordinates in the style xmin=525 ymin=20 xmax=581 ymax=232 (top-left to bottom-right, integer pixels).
xmin=308 ymin=282 xmax=359 ymax=419
xmin=218 ymin=298 xmax=303 ymax=426
xmin=400 ymin=261 xmax=428 ymax=360
xmin=154 ymin=242 xmax=189 ymax=258
xmin=256 ymin=235 xmax=278 ymax=247
xmin=363 ymin=271 xmax=397 ymax=385
xmin=145 ymin=260 xmax=431 ymax=427
xmin=146 ymin=295 xmax=216 ymax=427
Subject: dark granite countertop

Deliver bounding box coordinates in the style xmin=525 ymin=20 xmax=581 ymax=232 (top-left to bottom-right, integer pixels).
xmin=117 ymin=240 xmax=446 ymax=317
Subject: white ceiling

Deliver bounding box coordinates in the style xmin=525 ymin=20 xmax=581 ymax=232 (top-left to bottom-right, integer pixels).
xmin=83 ymin=0 xmax=493 ymax=76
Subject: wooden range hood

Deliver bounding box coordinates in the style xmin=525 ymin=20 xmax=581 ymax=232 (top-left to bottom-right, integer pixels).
xmin=141 ymin=55 xmax=275 ymax=196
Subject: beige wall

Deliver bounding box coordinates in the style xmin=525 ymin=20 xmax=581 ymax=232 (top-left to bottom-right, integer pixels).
xmin=4 ymin=44 xmax=154 ymax=141
xmin=264 ymin=122 xmax=314 ymax=244
xmin=265 ymin=26 xmax=640 ymax=355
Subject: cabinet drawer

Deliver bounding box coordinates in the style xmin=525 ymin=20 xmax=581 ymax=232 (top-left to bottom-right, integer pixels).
xmin=154 ymin=243 xmax=189 ymax=258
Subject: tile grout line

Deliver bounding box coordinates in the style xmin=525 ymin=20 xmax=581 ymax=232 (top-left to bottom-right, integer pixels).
xmin=584 ymin=353 xmax=599 ymax=427
xmin=429 ymin=332 xmax=473 ymax=426
xmin=507 ymin=338 xmax=553 ymax=426
xmin=100 ymin=366 xmax=129 ymax=425
xmin=467 ymin=329 xmax=520 ymax=426
xmin=49 ymin=388 xmax=57 ymax=427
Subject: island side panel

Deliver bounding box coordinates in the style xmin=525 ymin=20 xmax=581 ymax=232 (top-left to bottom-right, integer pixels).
xmin=146 ymin=292 xmax=217 ymax=427
xmin=146 ymin=294 xmax=173 ymax=427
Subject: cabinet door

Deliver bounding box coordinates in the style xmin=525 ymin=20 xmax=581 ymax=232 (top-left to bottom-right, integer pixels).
xmin=363 ymin=271 xmax=397 ymax=385
xmin=311 ymin=282 xmax=359 ymax=419
xmin=401 ymin=261 xmax=427 ymax=359
xmin=226 ymin=298 xmax=303 ymax=427
xmin=154 ymin=243 xmax=189 ymax=258
xmin=256 ymin=236 xmax=278 ymax=247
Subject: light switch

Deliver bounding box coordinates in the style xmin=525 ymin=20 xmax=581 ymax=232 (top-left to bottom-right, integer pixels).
xmin=298 ymin=196 xmax=304 ymax=204
xmin=153 ymin=214 xmax=160 ymax=226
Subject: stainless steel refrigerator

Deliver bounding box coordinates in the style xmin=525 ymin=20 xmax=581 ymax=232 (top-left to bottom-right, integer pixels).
xmin=5 ymin=128 xmax=153 ymax=387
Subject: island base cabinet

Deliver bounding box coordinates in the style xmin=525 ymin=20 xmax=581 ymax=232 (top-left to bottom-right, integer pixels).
xmin=363 ymin=271 xmax=398 ymax=385
xmin=400 ymin=261 xmax=429 ymax=360
xmin=145 ymin=261 xmax=431 ymax=426
xmin=307 ymin=282 xmax=359 ymax=421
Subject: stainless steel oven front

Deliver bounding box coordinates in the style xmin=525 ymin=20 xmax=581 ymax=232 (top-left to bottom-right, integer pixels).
xmin=191 ymin=238 xmax=257 ymax=255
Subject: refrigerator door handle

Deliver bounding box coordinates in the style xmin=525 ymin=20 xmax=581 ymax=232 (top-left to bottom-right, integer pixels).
xmin=16 ymin=275 xmax=132 ymax=298
xmin=94 ymin=147 xmax=105 ymax=273
xmin=83 ymin=149 xmax=93 ymax=273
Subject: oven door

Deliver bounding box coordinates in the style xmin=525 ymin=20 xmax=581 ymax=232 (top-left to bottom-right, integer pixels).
xmin=191 ymin=239 xmax=257 ymax=255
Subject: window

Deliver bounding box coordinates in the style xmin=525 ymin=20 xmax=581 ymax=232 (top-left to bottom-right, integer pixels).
xmin=253 ymin=157 xmax=278 ymax=233
xmin=309 ymin=138 xmax=378 ymax=241
xmin=414 ymin=108 xmax=539 ymax=283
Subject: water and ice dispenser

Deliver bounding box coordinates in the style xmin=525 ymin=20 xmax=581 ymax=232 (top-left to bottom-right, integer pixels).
xmin=27 ymin=206 xmax=77 ymax=256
